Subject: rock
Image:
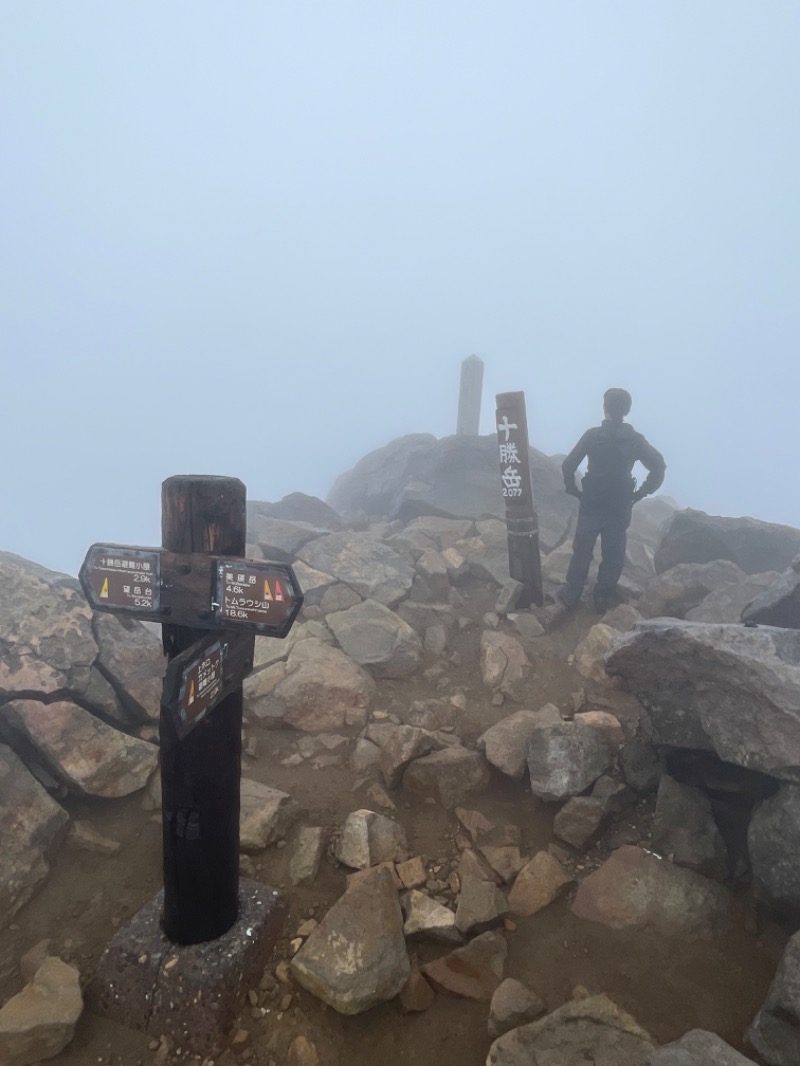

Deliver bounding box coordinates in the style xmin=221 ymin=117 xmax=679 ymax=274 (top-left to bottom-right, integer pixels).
xmin=248 ymin=515 xmax=327 ymax=561
xmin=459 ymin=849 xmax=503 ymax=885
xmin=748 ymin=929 xmax=800 ymax=1066
xmin=652 ymin=775 xmax=728 ymax=880
xmin=287 ymin=1034 xmax=320 ymax=1066
xmin=641 ymin=560 xmax=746 ymax=618
xmin=66 ymin=822 xmax=121 ymax=856
xmin=251 ymin=620 xmax=334 ymax=672
xmin=602 ymin=604 xmax=644 ymax=631
xmin=91 ymin=613 xmax=163 ymax=723
xmin=239 ymin=780 xmax=304 ymax=851
xmin=507 ymin=852 xmax=572 ymax=916
xmin=621 ymin=740 xmax=665 ymax=793
xmin=506 ymin=612 xmax=546 ymax=642
xmin=334 ymin=809 xmax=409 ymax=869
xmin=403 ymin=516 xmax=476 ymax=551
xmin=0 ymin=746 xmax=69 ymax=931
xmin=379 ymin=726 xmax=435 ymax=789
xmin=648 ymin=1029 xmax=758 ymax=1064
xmin=477 ymin=707 xmax=558 ymax=781
xmin=318 ymin=582 xmax=362 ymax=615
xmin=526 ymin=717 xmax=615 ymax=802
xmin=743 ymin=558 xmax=800 ymax=629
xmin=553 ymin=797 xmax=608 ymax=849
xmin=364 ymin=783 xmax=396 ymax=812
xmin=405 ymin=699 xmax=455 ymax=731
xmin=488 ymin=978 xmax=546 ymax=1039
xmin=396 ymin=856 xmax=427 ymax=889
xmin=748 ymin=785 xmax=800 ymax=913
xmin=574 ymin=624 xmax=619 ymax=685
xmin=289 ymin=866 xmax=409 ymax=1014
xmin=486 ymin=993 xmax=655 ymax=1066
xmin=402 ymin=891 xmax=462 ymax=944
xmin=297 ymin=533 xmax=415 ymax=608
xmin=495 ymin=580 xmax=524 ymax=617
xmin=246 ymin=638 xmax=375 ymax=732
xmin=573 ymin=711 xmax=625 ymax=747
xmin=479 ymin=846 xmax=526 ymax=884
xmin=326 ymin=434 xmax=576 ymax=554
xmin=397 ymin=602 xmax=457 ymax=635
xmin=289 ymin=827 xmax=327 ymax=886
xmin=455 ymin=877 xmax=508 ymax=933
xmin=402 ymin=747 xmax=491 ymax=809
xmin=572 ymin=846 xmax=730 ymax=939
xmin=655 ymin=509 xmax=800 ymax=576
xmin=398 ymin=958 xmax=435 ymax=1013
xmin=249 ymin=492 xmax=342 ymax=530
xmin=606 ymin=621 xmax=800 ymax=780
xmin=2 ymin=699 xmax=157 ymax=797
xmin=480 ymin=631 xmax=531 ymax=696
xmin=590 ymin=774 xmax=636 ymax=815
xmin=0 ymin=956 xmax=82 ymax=1065
xmin=349 ymin=738 xmax=382 ymax=777
xmin=326 ymin=600 xmax=422 ymax=680
xmin=422 ymin=930 xmax=507 ymax=1001
xmin=415 ymin=550 xmax=451 ymax=600
xmin=687 ymin=572 xmax=781 ymax=623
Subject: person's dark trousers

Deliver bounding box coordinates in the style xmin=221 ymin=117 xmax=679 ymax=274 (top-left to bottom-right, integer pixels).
xmin=561 ymin=500 xmax=632 ymax=607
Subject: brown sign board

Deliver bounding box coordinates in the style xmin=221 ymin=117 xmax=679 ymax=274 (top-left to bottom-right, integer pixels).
xmin=81 ymin=546 xmax=161 ymax=614
xmin=162 ymin=631 xmax=255 ymax=739
xmin=80 ymin=544 xmax=303 ymax=637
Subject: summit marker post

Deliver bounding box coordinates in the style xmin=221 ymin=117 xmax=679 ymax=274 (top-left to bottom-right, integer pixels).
xmin=495 ymin=392 xmax=543 ymax=608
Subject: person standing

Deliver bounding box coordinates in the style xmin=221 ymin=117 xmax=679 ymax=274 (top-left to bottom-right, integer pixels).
xmin=553 ymin=388 xmax=665 ymax=620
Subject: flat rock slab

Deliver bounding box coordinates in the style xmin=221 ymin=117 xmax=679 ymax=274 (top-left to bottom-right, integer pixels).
xmin=572 ymin=846 xmax=730 ymax=940
xmin=747 ymin=929 xmax=800 ymax=1066
xmin=327 ymin=599 xmax=422 ymax=680
xmin=403 ymin=747 xmax=491 ymax=809
xmin=86 ymin=881 xmax=287 ymax=1055
xmin=422 ymin=930 xmax=507 ymax=1001
xmin=298 ymin=533 xmax=415 ymax=608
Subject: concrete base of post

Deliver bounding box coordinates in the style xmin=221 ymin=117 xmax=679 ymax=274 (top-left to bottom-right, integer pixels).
xmin=86 ymin=880 xmax=287 ymax=1054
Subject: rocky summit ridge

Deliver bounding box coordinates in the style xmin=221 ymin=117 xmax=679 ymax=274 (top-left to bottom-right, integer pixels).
xmin=2 ymin=432 xmax=800 ymax=1066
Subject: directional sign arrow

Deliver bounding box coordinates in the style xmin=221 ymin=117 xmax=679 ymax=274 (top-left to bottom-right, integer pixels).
xmin=162 ymin=630 xmax=255 ymax=739
xmin=79 ymin=544 xmax=304 ymax=638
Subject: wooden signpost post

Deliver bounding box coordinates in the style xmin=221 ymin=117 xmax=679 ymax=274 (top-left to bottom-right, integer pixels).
xmin=81 ymin=475 xmax=303 ymax=1049
xmin=495 ymin=392 xmax=544 ymax=608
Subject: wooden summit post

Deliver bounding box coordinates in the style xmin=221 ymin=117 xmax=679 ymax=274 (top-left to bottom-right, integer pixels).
xmin=495 ymin=392 xmax=544 ymax=608
xmin=160 ymin=475 xmax=245 ymax=944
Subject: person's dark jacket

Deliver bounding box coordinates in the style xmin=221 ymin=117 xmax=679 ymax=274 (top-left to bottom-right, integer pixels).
xmin=562 ymin=420 xmax=666 ymax=505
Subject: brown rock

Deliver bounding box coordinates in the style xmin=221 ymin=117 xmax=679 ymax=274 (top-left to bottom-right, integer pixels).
xmin=0 ymin=957 xmax=82 ymax=1065
xmin=508 ymin=852 xmax=572 ymax=917
xmin=398 ymin=957 xmax=435 ymax=1013
xmin=396 ymin=856 xmax=427 ymax=889
xmin=422 ymin=931 xmax=507 ymax=1001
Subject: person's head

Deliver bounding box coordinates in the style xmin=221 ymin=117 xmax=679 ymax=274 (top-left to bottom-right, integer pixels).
xmin=603 ymin=388 xmax=632 ymax=421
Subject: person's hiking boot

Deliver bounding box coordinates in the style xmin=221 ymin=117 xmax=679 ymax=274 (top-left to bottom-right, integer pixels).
xmin=592 ymin=590 xmax=612 ymax=614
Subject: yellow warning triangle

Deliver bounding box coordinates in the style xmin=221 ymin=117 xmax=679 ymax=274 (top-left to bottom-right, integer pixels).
xmin=263 ymin=578 xmax=273 ymax=601
xmin=188 ymin=679 xmax=196 ymax=705
xmin=100 ymin=578 xmax=109 ymax=599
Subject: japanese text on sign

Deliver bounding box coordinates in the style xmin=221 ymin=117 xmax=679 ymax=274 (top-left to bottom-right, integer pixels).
xmin=85 ymin=548 xmax=161 ymax=612
xmin=178 ymin=642 xmax=223 ymax=730
xmin=497 ymin=416 xmax=525 ymax=498
xmin=214 ymin=560 xmax=296 ymax=629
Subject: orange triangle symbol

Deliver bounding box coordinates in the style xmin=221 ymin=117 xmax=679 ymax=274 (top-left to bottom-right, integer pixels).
xmin=188 ymin=680 xmax=196 ymax=705
xmin=263 ymin=578 xmax=273 ymax=601
xmin=274 ymin=579 xmax=285 ymax=602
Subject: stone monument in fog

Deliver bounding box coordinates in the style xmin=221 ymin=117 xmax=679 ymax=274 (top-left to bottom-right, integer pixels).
xmin=456 ymin=354 xmax=484 ymax=436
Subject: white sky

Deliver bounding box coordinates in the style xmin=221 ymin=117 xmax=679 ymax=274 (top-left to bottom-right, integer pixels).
xmin=1 ymin=2 xmax=798 ymax=575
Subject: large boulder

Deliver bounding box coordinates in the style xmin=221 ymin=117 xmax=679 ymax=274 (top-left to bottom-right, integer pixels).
xmin=686 ymin=571 xmax=781 ymax=623
xmin=742 ymin=557 xmax=800 ymax=629
xmin=239 ymin=780 xmax=304 ymax=851
xmin=606 ymin=621 xmax=800 ymax=781
xmin=245 ymin=638 xmax=375 ymax=732
xmin=289 ymin=866 xmax=409 ymax=1014
xmin=747 ymin=785 xmax=800 ymax=913
xmin=655 ymin=510 xmax=800 ymax=576
xmin=247 ymin=515 xmax=328 ymax=562
xmin=652 ymin=774 xmax=728 ymax=880
xmin=572 ymin=846 xmax=730 ymax=940
xmin=640 ymin=560 xmax=745 ymax=619
xmin=2 ymin=699 xmax=157 ymax=798
xmin=326 ymin=600 xmax=422 ymax=679
xmin=247 ymin=492 xmax=342 ymax=530
xmin=748 ymin=930 xmax=800 ymax=1066
xmin=91 ymin=613 xmax=163 ymax=723
xmin=0 ymin=745 xmax=69 ymax=930
xmin=326 ymin=434 xmax=577 ymax=553
xmin=297 ymin=533 xmax=415 ymax=608
xmin=486 ymin=994 xmax=655 ymax=1066
xmin=0 ymin=552 xmax=125 ymax=720
xmin=402 ymin=747 xmax=491 ymax=809
xmin=477 ymin=708 xmax=554 ymax=780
